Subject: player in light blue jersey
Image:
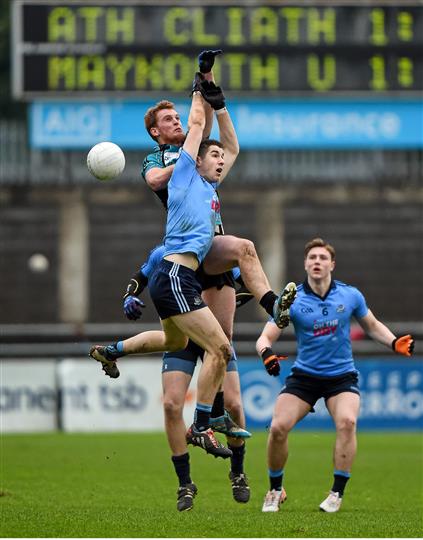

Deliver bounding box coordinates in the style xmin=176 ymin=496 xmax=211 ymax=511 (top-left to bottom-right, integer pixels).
xmin=90 ymin=56 xmax=297 ymax=511
xmin=91 ymin=87 xmax=255 ymax=463
xmin=257 ymin=238 xmax=415 ymax=513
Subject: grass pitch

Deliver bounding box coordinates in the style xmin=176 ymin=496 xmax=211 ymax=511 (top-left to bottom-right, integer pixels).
xmin=1 ymin=431 xmax=422 ymax=538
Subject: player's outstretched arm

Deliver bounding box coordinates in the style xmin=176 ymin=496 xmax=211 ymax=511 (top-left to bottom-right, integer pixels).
xmin=196 ymin=76 xmax=236 ymax=182
xmin=358 ymin=310 xmax=415 ymax=356
xmin=122 ymin=244 xmax=166 ymax=320
xmin=256 ymin=321 xmax=282 ymax=353
xmin=198 ymin=49 xmax=223 ymax=139
xmin=122 ymin=269 xmax=147 ymax=320
xmin=184 ymin=91 xmax=206 ymax=160
xmin=187 ymin=69 xmax=214 ymax=140
xmin=145 ymin=165 xmax=175 ymax=192
xmin=216 ymin=107 xmax=239 ymax=182
xmin=256 ymin=322 xmax=287 ymax=376
xmin=142 ymin=150 xmax=177 ymax=191
xmin=202 ymin=68 xmax=215 ymax=140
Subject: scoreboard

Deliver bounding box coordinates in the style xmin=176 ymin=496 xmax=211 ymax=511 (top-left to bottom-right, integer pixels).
xmin=12 ymin=1 xmax=423 ymax=98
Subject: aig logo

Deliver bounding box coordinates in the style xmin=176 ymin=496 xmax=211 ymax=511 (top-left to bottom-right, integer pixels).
xmin=301 ymin=307 xmax=314 ymax=313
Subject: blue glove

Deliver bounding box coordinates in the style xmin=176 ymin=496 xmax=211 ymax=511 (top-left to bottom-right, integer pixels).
xmin=198 ymin=49 xmax=223 ymax=73
xmin=123 ymin=296 xmax=145 ymax=320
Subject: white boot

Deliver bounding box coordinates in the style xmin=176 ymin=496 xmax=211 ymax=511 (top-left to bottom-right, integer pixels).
xmin=319 ymin=491 xmax=342 ymax=513
xmin=262 ymin=488 xmax=287 ymax=512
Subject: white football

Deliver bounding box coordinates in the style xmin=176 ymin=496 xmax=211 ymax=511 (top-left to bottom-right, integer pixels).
xmin=87 ymin=142 xmax=125 ymax=180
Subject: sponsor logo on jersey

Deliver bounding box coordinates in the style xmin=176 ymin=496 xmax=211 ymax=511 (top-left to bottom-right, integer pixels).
xmin=313 ymin=318 xmax=339 ymax=337
xmin=164 ymin=149 xmax=182 ymax=165
xmin=211 ymin=199 xmax=221 ymax=213
xmin=336 ymin=304 xmax=345 ymax=313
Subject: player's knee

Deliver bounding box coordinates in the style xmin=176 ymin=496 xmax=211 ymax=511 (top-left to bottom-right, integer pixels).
xmin=162 ymin=396 xmax=184 ymax=420
xmin=336 ymin=415 xmax=357 ymax=433
xmin=236 ymin=238 xmax=257 ymax=261
xmin=220 ymin=343 xmax=232 ymax=365
xmin=225 ymin=401 xmax=243 ymax=423
xmin=270 ymin=418 xmax=291 ymax=439
xmin=209 ymin=343 xmax=231 ymax=371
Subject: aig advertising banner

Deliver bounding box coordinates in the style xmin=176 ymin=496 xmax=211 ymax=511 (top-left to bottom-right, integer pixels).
xmin=239 ymin=358 xmax=423 ymax=431
xmin=30 ymin=100 xmax=423 ymax=150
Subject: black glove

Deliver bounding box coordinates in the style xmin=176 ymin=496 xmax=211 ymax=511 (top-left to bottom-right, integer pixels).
xmin=199 ymin=80 xmax=225 ymax=110
xmin=198 ymin=49 xmax=223 ymax=73
xmin=261 ymin=347 xmax=287 ymax=377
xmin=235 ymin=284 xmax=254 ymax=308
xmin=123 ymin=269 xmax=148 ymax=299
xmin=191 ymin=71 xmax=205 ymax=95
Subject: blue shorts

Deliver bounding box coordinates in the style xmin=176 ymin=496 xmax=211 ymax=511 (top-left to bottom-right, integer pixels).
xmin=196 ymin=265 xmax=235 ymax=291
xmin=281 ymin=368 xmax=360 ymax=412
xmin=149 ymin=259 xmax=206 ymax=320
xmin=162 ymin=340 xmax=238 ymax=375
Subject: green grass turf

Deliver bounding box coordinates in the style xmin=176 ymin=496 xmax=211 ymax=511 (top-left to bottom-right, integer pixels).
xmin=1 ymin=431 xmax=422 ymax=538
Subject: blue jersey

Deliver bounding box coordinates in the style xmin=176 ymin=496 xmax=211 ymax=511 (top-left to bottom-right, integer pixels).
xmin=141 ymin=143 xmax=225 ymax=235
xmin=164 ymin=149 xmax=219 ymax=264
xmin=288 ymin=280 xmax=368 ymax=377
xmin=141 ymin=244 xmax=166 ymax=279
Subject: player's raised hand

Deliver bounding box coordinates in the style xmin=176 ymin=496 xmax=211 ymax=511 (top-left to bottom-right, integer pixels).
xmin=392 ymin=334 xmax=414 ymax=356
xmin=261 ymin=347 xmax=288 ymax=377
xmin=199 ymin=80 xmax=226 ymax=110
xmin=198 ymin=49 xmax=223 ymax=73
xmin=123 ymin=296 xmax=145 ymax=320
xmin=191 ymin=71 xmax=205 ymax=95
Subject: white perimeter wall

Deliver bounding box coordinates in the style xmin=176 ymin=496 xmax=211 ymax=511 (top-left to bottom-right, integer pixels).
xmin=1 ymin=358 xmax=198 ymax=433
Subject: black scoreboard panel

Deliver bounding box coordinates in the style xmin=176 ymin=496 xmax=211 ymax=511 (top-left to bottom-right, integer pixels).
xmin=13 ymin=1 xmax=423 ymax=98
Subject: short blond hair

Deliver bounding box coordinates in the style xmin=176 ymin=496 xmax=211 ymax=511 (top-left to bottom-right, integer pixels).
xmin=304 ymin=238 xmax=335 ymax=260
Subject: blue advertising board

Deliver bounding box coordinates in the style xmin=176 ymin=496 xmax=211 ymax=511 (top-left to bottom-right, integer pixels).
xmin=238 ymin=358 xmax=423 ymax=431
xmin=30 ymin=99 xmax=423 ymax=150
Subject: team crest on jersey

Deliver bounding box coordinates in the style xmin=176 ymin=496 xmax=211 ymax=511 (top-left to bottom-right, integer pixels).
xmin=193 ymin=296 xmax=203 ymax=306
xmin=336 ymin=304 xmax=345 ymax=313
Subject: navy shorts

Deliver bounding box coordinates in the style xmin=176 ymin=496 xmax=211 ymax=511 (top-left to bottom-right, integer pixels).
xmin=149 ymin=260 xmax=206 ymax=320
xmin=196 ymin=264 xmax=236 ymax=291
xmin=280 ymin=368 xmax=360 ymax=411
xmin=162 ymin=339 xmax=238 ymax=375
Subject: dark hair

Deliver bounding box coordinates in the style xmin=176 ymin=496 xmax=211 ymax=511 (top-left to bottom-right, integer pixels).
xmin=144 ymin=100 xmax=176 ymax=141
xmin=304 ymin=238 xmax=336 ymax=260
xmin=198 ymin=139 xmax=223 ymax=158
